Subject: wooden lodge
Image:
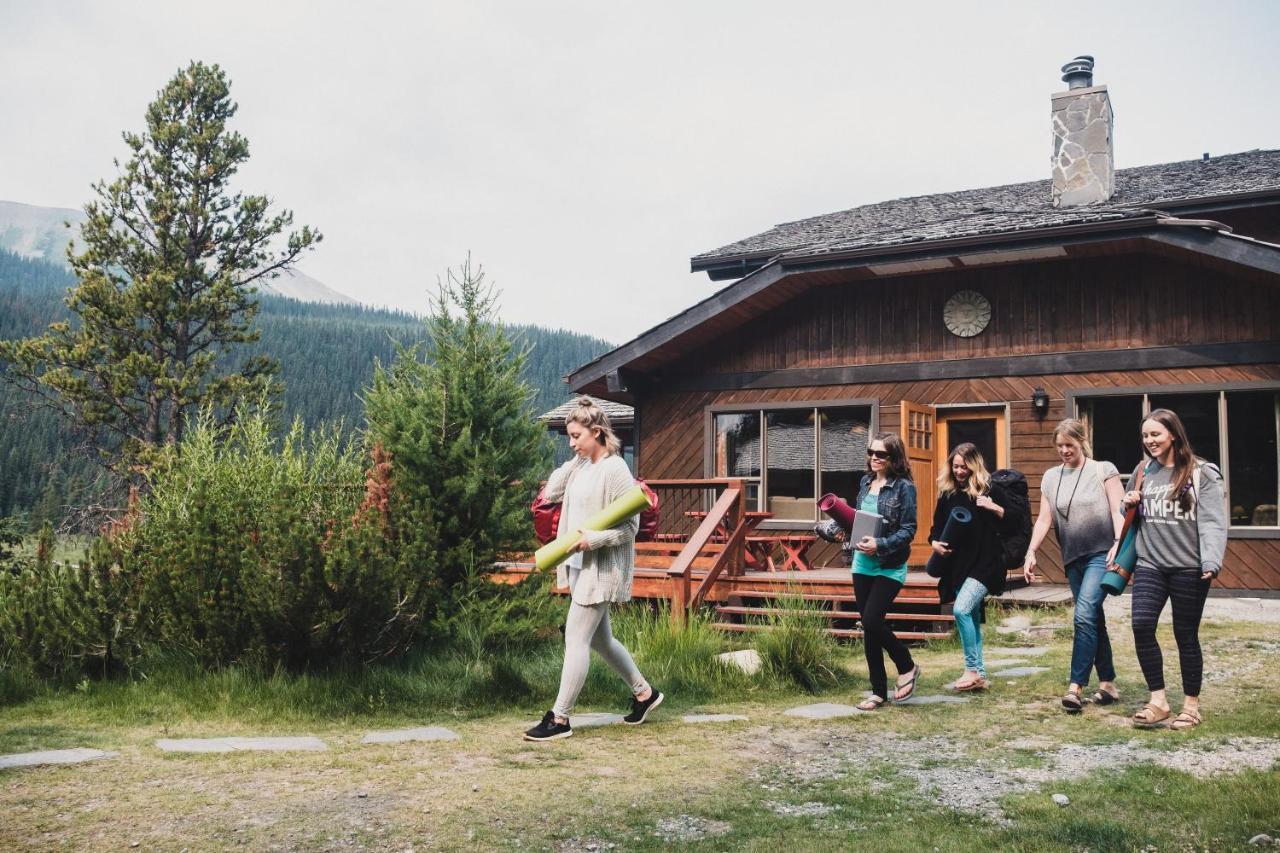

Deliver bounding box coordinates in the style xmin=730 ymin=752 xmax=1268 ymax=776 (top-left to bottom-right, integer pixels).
xmin=509 ymin=60 xmax=1280 ymax=636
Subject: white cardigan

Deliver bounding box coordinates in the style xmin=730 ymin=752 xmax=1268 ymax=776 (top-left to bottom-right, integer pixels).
xmin=544 ymin=454 xmax=638 ymax=605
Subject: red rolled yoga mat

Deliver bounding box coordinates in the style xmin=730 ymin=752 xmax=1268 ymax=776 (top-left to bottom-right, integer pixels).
xmin=818 ymin=492 xmax=856 ymax=532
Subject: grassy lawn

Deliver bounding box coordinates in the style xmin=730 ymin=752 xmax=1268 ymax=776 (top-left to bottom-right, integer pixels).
xmin=2 ymin=605 xmax=1278 ymax=851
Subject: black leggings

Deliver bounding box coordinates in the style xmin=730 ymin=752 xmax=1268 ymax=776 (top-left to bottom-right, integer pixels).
xmin=1130 ymin=565 xmax=1211 ymax=696
xmin=853 ymin=573 xmax=916 ymax=700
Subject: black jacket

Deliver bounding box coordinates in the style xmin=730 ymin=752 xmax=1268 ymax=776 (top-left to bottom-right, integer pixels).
xmin=928 ymin=484 xmax=1010 ymax=603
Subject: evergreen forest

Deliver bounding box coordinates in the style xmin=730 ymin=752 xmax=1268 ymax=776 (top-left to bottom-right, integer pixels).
xmin=0 ymin=248 xmax=612 ymax=527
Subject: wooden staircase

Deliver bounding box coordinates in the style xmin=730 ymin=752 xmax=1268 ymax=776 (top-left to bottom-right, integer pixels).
xmin=710 ymin=574 xmax=955 ymax=641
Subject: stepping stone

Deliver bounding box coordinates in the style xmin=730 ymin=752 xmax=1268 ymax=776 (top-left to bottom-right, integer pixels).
xmin=719 ymin=649 xmax=762 ymax=675
xmin=155 ymin=737 xmax=327 ymax=753
xmin=897 ymin=694 xmax=970 ymax=705
xmin=681 ymin=714 xmax=749 ymax=724
xmin=362 ymin=726 xmax=459 ymax=744
xmin=0 ymin=748 xmax=116 ymax=770
xmin=571 ymin=713 xmax=624 ymax=729
xmin=992 ymin=666 xmax=1050 ymax=678
xmin=985 ymin=646 xmax=1050 ymax=657
xmin=784 ymin=702 xmax=867 ymax=720
xmin=985 ymin=658 xmax=1029 ymax=667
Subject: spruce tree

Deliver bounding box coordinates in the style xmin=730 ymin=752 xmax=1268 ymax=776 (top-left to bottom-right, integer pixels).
xmin=364 ymin=259 xmax=551 ymax=613
xmin=0 ymin=62 xmax=320 ymax=475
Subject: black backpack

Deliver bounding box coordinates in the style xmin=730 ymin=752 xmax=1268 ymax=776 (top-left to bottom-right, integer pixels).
xmin=989 ymin=469 xmax=1031 ymax=570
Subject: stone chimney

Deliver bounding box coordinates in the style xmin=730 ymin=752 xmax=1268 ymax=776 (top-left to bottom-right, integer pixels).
xmin=1051 ymin=56 xmax=1114 ymax=207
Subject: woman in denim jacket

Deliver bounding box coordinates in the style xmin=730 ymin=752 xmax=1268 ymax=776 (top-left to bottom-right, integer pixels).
xmin=826 ymin=432 xmax=921 ymax=710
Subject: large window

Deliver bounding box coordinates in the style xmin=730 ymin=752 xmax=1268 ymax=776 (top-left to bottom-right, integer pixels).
xmin=1078 ymin=388 xmax=1280 ymax=529
xmin=712 ymin=403 xmax=873 ymax=523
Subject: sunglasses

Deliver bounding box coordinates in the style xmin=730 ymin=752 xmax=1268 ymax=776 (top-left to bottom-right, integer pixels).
xmin=867 ymin=449 xmax=891 ymax=460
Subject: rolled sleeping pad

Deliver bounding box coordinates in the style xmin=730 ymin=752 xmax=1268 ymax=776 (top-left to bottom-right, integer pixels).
xmin=939 ymin=506 xmax=973 ymax=545
xmin=534 ymin=484 xmax=656 ymax=571
xmin=818 ymin=492 xmax=856 ymax=532
xmin=1101 ymin=506 xmax=1141 ymax=596
xmin=925 ymin=506 xmax=973 ymax=578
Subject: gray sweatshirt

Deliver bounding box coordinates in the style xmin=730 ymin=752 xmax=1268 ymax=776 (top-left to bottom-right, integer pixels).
xmin=1131 ymin=460 xmax=1228 ymax=575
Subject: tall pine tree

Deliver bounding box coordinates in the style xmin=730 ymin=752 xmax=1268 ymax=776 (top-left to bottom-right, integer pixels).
xmin=0 ymin=62 xmax=319 ymax=475
xmin=364 ymin=259 xmax=551 ymax=608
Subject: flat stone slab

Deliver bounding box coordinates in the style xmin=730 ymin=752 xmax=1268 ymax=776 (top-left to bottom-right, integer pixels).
xmin=0 ymin=748 xmax=116 ymax=769
xmin=682 ymin=714 xmax=749 ymax=724
xmin=985 ymin=646 xmax=1050 ymax=657
xmin=784 ymin=702 xmax=867 ymax=720
xmin=572 ymin=713 xmax=624 ymax=729
xmin=898 ymin=693 xmax=970 ymax=704
xmin=155 ymin=737 xmax=328 ymax=753
xmin=985 ymin=658 xmax=1029 ymax=667
xmin=718 ymin=649 xmax=762 ymax=675
xmin=992 ymin=666 xmax=1051 ymax=678
xmin=362 ymin=727 xmax=459 ymax=744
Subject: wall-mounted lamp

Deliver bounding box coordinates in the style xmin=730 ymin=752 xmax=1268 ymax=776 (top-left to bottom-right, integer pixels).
xmin=1031 ymin=387 xmax=1050 ymax=419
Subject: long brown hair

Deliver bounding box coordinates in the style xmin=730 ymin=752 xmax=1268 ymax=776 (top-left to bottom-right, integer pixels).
xmin=937 ymin=442 xmax=991 ymax=499
xmin=1142 ymin=408 xmax=1196 ymax=510
xmin=566 ymin=396 xmax=622 ymax=456
xmin=868 ymin=432 xmax=912 ymax=481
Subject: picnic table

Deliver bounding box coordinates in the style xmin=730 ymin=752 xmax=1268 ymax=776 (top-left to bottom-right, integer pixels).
xmin=745 ymin=533 xmax=817 ymax=572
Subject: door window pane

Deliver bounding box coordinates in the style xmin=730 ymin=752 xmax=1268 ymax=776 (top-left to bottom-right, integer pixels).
xmin=766 ymin=409 xmax=816 ymax=520
xmin=1227 ymin=392 xmax=1279 ymax=527
xmin=1149 ymin=393 xmax=1220 ymax=465
xmin=820 ymin=407 xmax=871 ymax=503
xmin=945 ymin=418 xmax=998 ymax=471
xmin=1086 ymin=396 xmax=1144 ymax=478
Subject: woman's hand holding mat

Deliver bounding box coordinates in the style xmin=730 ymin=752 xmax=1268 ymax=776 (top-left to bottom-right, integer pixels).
xmin=534 ymin=485 xmax=655 ymax=571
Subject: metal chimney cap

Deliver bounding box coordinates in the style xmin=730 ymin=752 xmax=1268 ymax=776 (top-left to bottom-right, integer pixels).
xmin=1061 ymin=55 xmax=1095 ymax=89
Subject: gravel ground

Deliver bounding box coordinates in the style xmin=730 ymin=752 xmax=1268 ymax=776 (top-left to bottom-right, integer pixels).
xmin=748 ymin=727 xmax=1280 ymax=825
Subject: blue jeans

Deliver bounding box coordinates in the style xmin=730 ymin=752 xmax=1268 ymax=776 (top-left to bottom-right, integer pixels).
xmin=953 ymin=577 xmax=988 ymax=677
xmin=1066 ymin=551 xmax=1116 ymax=687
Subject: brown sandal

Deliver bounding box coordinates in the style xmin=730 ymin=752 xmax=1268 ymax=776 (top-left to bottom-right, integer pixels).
xmin=1132 ymin=703 xmax=1171 ymax=728
xmin=1169 ymin=707 xmax=1202 ymax=731
xmin=1061 ymin=688 xmax=1084 ymax=713
xmin=955 ymin=677 xmax=990 ymax=692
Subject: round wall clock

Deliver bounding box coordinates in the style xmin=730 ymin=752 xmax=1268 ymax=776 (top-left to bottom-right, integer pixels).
xmin=943 ymin=289 xmax=992 ymax=337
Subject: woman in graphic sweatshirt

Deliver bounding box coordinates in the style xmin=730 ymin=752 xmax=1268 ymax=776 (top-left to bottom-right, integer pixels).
xmin=1118 ymin=408 xmax=1227 ymax=731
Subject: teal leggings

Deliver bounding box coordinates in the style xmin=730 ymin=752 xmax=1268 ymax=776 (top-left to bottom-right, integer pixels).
xmin=953 ymin=577 xmax=989 ymax=677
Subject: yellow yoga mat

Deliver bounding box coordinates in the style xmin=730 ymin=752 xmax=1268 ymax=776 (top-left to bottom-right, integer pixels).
xmin=534 ymin=484 xmax=654 ymax=571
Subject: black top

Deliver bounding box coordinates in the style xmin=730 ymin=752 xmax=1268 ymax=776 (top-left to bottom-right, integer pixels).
xmin=928 ymin=485 xmax=1009 ymax=602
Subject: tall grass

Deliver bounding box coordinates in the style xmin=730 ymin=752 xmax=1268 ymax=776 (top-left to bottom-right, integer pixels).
xmin=752 ymin=590 xmax=845 ymax=693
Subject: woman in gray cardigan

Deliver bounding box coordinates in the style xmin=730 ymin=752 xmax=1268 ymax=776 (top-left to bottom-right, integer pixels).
xmin=524 ymin=398 xmax=663 ymax=742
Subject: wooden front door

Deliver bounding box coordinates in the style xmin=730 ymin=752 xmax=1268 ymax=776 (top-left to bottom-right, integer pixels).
xmin=900 ymin=401 xmax=937 ymax=565
xmin=936 ymin=407 xmax=1009 ymax=475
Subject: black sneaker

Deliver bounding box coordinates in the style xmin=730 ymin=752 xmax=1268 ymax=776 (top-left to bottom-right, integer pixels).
xmin=623 ymin=690 xmax=664 ymax=725
xmin=523 ymin=711 xmax=573 ymax=742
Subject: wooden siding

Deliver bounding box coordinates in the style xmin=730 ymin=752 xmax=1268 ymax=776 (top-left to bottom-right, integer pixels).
xmin=636 ymin=365 xmax=1280 ymax=590
xmin=668 ymin=255 xmax=1280 ymax=377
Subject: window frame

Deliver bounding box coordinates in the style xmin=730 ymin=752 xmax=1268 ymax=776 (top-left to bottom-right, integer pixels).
xmin=1065 ymin=381 xmax=1280 ymax=539
xmin=704 ymin=398 xmax=879 ymax=529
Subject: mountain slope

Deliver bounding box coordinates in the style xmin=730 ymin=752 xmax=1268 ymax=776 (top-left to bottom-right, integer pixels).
xmin=0 ymin=249 xmax=612 ymax=523
xmin=0 ymin=199 xmax=356 ymax=306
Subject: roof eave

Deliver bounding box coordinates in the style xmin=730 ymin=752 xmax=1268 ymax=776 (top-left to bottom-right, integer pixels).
xmin=569 ymin=216 xmax=1171 ymax=392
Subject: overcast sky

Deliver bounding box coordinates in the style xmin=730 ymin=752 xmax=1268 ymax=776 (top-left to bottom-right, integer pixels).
xmin=3 ymin=1 xmax=1279 ymax=343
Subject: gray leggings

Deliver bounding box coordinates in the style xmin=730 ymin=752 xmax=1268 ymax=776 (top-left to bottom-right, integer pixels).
xmin=552 ymin=601 xmax=649 ymax=719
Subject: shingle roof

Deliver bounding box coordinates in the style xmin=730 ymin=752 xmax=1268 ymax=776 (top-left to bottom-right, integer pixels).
xmin=692 ymin=149 xmax=1280 ymax=270
xmin=539 ymin=395 xmax=634 ymax=426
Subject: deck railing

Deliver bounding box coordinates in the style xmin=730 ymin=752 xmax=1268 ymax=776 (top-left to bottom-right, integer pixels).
xmin=643 ymin=478 xmax=748 ymax=624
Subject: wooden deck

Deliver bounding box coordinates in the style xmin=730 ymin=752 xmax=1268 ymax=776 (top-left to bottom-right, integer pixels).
xmin=497 ymin=563 xmax=960 ymax=640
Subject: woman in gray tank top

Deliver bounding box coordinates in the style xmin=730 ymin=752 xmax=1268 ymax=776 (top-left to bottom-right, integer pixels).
xmin=1024 ymin=419 xmax=1124 ymax=712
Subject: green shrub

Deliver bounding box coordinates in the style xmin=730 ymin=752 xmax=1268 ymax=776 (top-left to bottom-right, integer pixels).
xmin=753 ymin=591 xmax=843 ymax=693
xmin=0 ymin=536 xmax=139 ymax=680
